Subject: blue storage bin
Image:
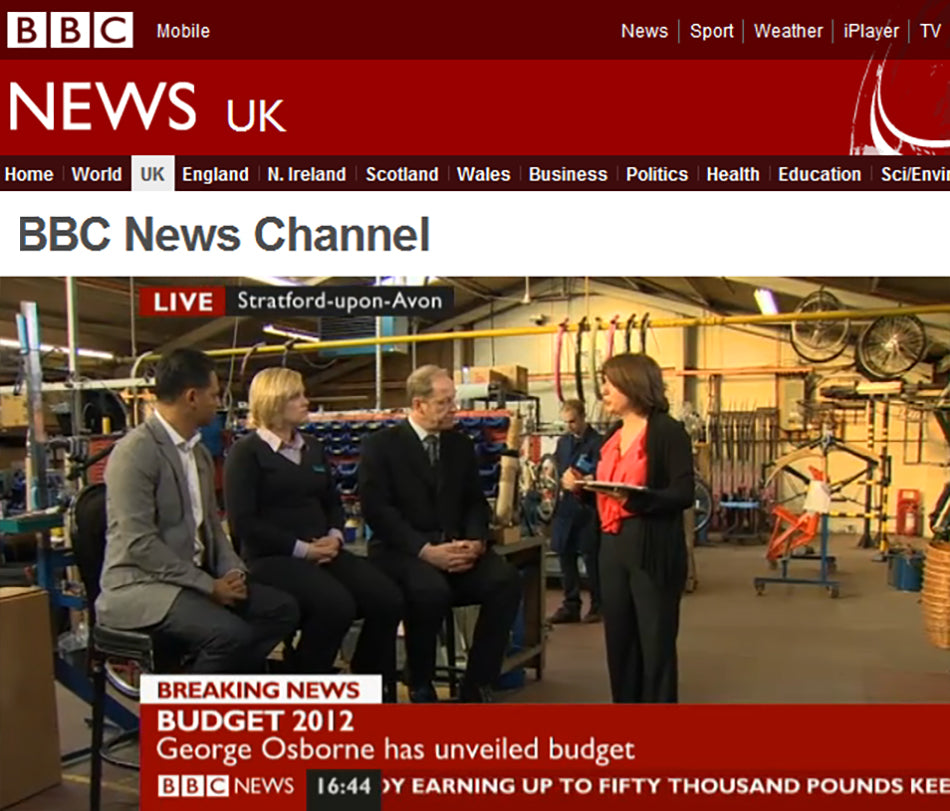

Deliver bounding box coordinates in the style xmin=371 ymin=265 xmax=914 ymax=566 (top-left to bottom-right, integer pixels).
xmin=888 ymin=551 xmax=924 ymax=592
xmin=198 ymin=413 xmax=226 ymax=457
xmin=479 ymin=462 xmax=501 ymax=479
xmin=495 ymin=579 xmax=526 ymax=690
xmin=483 ymin=416 xmax=510 ymax=430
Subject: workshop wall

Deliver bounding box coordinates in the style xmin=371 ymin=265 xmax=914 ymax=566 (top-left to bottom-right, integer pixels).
xmin=470 ymin=290 xmax=949 ymax=538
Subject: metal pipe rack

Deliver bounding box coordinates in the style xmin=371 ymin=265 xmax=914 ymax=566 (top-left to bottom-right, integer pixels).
xmin=1 ymin=302 xmax=139 ymax=765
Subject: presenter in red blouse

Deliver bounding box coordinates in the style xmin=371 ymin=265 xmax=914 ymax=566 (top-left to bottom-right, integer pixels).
xmin=574 ymin=353 xmax=694 ymax=703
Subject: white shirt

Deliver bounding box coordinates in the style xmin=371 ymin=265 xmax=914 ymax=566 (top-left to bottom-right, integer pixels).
xmin=154 ymin=410 xmax=205 ymax=567
xmin=407 ymin=415 xmax=439 ymax=446
xmin=257 ymin=426 xmax=305 ymax=465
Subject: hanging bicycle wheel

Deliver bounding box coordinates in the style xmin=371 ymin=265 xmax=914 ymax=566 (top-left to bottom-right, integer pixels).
xmin=857 ymin=314 xmax=927 ymax=380
xmin=106 ymin=658 xmax=142 ymax=699
xmin=535 ymin=453 xmax=561 ymax=523
xmin=694 ymin=478 xmax=712 ymax=533
xmin=789 ymin=290 xmax=850 ymax=363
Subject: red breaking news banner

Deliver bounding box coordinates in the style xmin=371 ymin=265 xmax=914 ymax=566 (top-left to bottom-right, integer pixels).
xmin=140 ymin=676 xmax=950 ymax=811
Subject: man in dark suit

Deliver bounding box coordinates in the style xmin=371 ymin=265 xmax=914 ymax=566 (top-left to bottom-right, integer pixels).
xmin=97 ymin=348 xmax=298 ymax=673
xmin=549 ymin=399 xmax=603 ymax=624
xmin=359 ymin=365 xmax=521 ymax=702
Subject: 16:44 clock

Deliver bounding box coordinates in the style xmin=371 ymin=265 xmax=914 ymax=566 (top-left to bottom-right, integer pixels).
xmin=306 ymin=770 xmax=381 ymax=811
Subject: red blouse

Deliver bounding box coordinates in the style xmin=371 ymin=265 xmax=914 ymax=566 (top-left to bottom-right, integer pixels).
xmin=596 ymin=426 xmax=648 ymax=533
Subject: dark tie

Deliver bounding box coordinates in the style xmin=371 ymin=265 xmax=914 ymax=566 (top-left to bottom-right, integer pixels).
xmin=423 ymin=434 xmax=439 ymax=466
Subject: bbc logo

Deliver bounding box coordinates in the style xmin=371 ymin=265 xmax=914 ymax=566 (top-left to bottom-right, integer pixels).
xmin=158 ymin=775 xmax=230 ymax=797
xmin=6 ymin=11 xmax=134 ymax=49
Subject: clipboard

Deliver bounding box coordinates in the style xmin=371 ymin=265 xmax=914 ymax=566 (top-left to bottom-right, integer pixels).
xmin=580 ymin=481 xmax=647 ymax=494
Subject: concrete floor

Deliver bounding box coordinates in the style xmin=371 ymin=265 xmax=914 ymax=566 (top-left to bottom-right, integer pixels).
xmin=12 ymin=535 xmax=950 ymax=810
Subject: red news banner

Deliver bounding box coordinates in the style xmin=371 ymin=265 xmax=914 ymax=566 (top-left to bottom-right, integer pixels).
xmin=141 ymin=676 xmax=950 ymax=810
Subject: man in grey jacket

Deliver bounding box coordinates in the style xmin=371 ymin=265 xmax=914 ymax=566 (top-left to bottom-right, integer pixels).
xmin=97 ymin=348 xmax=298 ymax=673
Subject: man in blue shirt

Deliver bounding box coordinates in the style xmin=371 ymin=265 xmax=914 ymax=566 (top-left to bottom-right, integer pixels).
xmin=549 ymin=399 xmax=603 ymax=624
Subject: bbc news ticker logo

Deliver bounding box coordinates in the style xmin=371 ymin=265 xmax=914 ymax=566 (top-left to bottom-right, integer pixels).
xmin=6 ymin=11 xmax=133 ymax=49
xmin=158 ymin=775 xmax=230 ymax=797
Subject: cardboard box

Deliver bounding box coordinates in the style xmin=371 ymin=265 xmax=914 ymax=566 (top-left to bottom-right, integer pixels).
xmin=0 ymin=587 xmax=61 ymax=808
xmin=0 ymin=394 xmax=28 ymax=429
xmin=491 ymin=365 xmax=529 ymax=393
xmin=454 ymin=367 xmax=506 ymax=386
xmin=0 ymin=394 xmax=60 ymax=431
xmin=491 ymin=525 xmax=521 ymax=546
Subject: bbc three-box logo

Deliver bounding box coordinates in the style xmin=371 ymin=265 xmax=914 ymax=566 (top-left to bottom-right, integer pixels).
xmin=158 ymin=775 xmax=230 ymax=797
xmin=6 ymin=11 xmax=133 ymax=49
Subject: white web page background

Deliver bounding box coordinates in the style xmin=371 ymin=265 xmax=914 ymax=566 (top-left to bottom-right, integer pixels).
xmin=0 ymin=191 xmax=943 ymax=278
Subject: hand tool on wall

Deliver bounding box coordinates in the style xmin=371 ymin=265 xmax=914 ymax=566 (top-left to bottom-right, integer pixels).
xmin=606 ymin=315 xmax=620 ymax=359
xmin=590 ymin=317 xmax=602 ymax=401
xmin=624 ymin=314 xmax=636 ymax=353
xmin=574 ymin=317 xmax=588 ymax=403
xmin=554 ymin=318 xmax=569 ymax=404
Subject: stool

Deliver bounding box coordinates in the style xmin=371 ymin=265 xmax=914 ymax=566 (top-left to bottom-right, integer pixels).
xmin=70 ymin=482 xmax=150 ymax=811
xmin=435 ymin=607 xmax=468 ymax=699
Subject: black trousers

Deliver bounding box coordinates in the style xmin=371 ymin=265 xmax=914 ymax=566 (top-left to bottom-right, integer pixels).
xmin=600 ymin=527 xmax=682 ymax=703
xmin=372 ymin=549 xmax=521 ymax=688
xmin=559 ymin=545 xmax=601 ymax=613
xmin=151 ymin=583 xmax=299 ymax=674
xmin=250 ymin=551 xmax=403 ymax=681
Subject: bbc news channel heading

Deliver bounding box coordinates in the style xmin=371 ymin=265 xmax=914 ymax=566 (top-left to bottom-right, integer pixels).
xmin=18 ymin=215 xmax=430 ymax=253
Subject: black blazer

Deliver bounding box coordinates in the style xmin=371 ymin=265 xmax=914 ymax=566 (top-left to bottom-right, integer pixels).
xmin=358 ymin=421 xmax=491 ymax=557
xmin=601 ymin=411 xmax=694 ymax=589
xmin=223 ymin=431 xmax=345 ymax=562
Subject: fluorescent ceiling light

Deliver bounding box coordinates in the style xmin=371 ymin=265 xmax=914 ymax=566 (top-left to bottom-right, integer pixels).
xmin=754 ymin=288 xmax=779 ymax=315
xmin=0 ymin=337 xmax=115 ymax=360
xmin=262 ymin=324 xmax=321 ymax=342
xmin=376 ymin=276 xmax=429 ymax=287
xmin=242 ymin=275 xmax=305 ymax=286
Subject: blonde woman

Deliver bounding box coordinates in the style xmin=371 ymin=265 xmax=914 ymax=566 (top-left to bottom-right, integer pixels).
xmin=223 ymin=367 xmax=403 ymax=698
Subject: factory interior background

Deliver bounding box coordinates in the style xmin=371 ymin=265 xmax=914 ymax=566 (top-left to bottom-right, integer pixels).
xmin=1 ymin=274 xmax=949 ymax=809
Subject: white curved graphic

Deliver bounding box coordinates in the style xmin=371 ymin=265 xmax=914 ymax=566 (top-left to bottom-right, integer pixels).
xmin=870 ymin=63 xmax=950 ymax=153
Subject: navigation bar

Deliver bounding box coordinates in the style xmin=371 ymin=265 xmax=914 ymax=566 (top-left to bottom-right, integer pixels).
xmin=6 ymin=156 xmax=950 ymax=191
xmin=2 ymin=2 xmax=947 ymax=59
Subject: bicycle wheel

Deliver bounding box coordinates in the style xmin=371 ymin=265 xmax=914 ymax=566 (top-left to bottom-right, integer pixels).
xmin=535 ymin=454 xmax=560 ymax=523
xmin=790 ymin=290 xmax=850 ymax=363
xmin=857 ymin=314 xmax=927 ymax=380
xmin=694 ymin=478 xmax=712 ymax=532
xmin=105 ymin=658 xmax=142 ymax=699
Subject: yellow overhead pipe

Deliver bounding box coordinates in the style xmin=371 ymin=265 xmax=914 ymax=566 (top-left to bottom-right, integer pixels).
xmin=132 ymin=302 xmax=950 ymax=363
